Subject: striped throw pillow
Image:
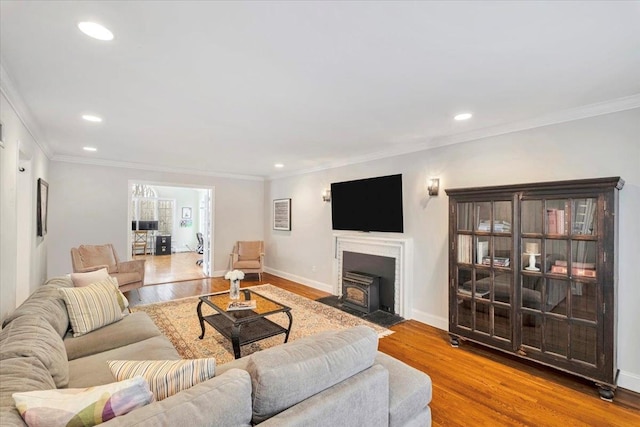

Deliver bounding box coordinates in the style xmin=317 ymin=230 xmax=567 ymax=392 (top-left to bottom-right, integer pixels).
xmin=60 ymin=280 xmax=124 ymax=337
xmin=108 ymin=359 xmax=216 ymax=401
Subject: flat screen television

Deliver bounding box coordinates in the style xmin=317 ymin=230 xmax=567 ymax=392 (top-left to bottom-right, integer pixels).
xmin=132 ymin=220 xmax=159 ymax=231
xmin=331 ymin=174 xmax=404 ymax=233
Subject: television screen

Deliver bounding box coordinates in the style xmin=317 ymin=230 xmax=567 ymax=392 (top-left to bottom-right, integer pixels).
xmin=331 ymin=174 xmax=404 ymax=233
xmin=138 ymin=220 xmax=159 ymax=231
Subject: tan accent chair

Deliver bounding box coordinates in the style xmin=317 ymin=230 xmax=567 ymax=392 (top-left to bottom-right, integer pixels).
xmin=229 ymin=241 xmax=265 ymax=282
xmin=70 ymin=244 xmax=145 ymax=293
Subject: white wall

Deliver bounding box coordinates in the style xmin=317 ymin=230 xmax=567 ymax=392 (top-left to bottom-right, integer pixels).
xmin=264 ymin=108 xmax=640 ymax=392
xmin=0 ymin=91 xmax=49 ymax=321
xmin=47 ymin=162 xmax=264 ymax=278
xmin=152 ymin=185 xmax=202 ymax=252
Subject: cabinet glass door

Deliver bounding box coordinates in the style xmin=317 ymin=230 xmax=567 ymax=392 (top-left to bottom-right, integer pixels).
xmin=453 ymin=199 xmax=513 ymax=344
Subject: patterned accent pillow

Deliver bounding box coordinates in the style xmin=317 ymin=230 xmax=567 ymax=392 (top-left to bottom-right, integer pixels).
xmin=70 ymin=268 xmax=110 ymax=287
xmin=60 ymin=280 xmax=124 ymax=337
xmin=108 ymin=359 xmax=216 ymax=401
xmin=12 ymin=376 xmax=153 ymax=427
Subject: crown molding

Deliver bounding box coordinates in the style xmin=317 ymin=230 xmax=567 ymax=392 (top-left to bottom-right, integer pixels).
xmin=51 ymin=155 xmax=265 ymax=181
xmin=267 ymin=94 xmax=640 ymax=180
xmin=0 ymin=62 xmax=52 ymax=158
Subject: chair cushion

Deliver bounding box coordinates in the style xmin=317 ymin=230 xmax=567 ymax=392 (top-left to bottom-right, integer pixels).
xmin=77 ymin=244 xmax=118 ymax=273
xmin=0 ymin=316 xmax=69 ymax=388
xmin=238 ymin=241 xmax=261 ymax=260
xmin=233 ymin=260 xmax=261 ymax=269
xmin=246 ymin=325 xmax=378 ymax=424
xmin=60 ymin=281 xmax=124 ymax=337
xmin=108 ymin=359 xmax=216 ymax=401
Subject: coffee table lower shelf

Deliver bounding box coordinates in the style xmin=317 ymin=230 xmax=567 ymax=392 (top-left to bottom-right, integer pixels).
xmin=199 ymin=312 xmax=290 ymax=359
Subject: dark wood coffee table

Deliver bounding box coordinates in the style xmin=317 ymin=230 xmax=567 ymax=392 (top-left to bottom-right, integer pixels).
xmin=197 ymin=288 xmax=293 ymax=359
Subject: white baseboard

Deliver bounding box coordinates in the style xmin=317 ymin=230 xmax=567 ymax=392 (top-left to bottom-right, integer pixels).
xmin=618 ymin=370 xmax=640 ymax=393
xmin=411 ymin=308 xmax=448 ymax=331
xmin=211 ymin=269 xmax=226 ymax=278
xmin=264 ymin=267 xmax=333 ymax=294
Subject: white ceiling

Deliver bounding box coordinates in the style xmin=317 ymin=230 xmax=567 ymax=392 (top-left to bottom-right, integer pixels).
xmin=1 ymin=1 xmax=639 ymax=179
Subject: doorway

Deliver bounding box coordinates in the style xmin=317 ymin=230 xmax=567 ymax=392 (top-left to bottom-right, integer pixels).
xmin=128 ymin=181 xmax=214 ymax=285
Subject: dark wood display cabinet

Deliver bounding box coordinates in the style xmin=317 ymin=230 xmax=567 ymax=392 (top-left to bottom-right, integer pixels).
xmin=445 ymin=177 xmax=624 ymax=401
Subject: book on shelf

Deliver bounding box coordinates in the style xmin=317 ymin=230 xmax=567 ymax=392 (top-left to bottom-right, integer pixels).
xmin=478 ymin=220 xmax=511 ymax=232
xmin=227 ymin=300 xmax=257 ymax=311
xmin=554 ymin=260 xmax=595 ymax=269
xmin=482 ymin=256 xmax=510 ymax=267
xmin=546 ymin=208 xmax=566 ymax=234
xmin=477 ymin=241 xmax=488 ymax=264
xmin=458 ymin=235 xmax=472 ymax=264
xmin=550 ymin=265 xmax=596 ymax=277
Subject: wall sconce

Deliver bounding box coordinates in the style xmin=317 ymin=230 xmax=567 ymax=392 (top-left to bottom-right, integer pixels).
xmin=322 ymin=189 xmax=331 ymax=202
xmin=427 ymin=178 xmax=440 ymax=196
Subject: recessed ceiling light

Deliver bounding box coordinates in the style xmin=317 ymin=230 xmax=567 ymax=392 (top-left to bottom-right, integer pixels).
xmin=83 ymin=147 xmax=97 ymax=152
xmin=454 ymin=113 xmax=473 ymax=121
xmin=78 ymin=22 xmax=114 ymax=41
xmin=274 ymin=163 xmax=284 ymax=168
xmin=82 ymin=114 xmax=103 ymax=123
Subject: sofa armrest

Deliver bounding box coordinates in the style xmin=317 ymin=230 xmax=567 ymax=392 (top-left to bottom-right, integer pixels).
xmin=102 ymin=369 xmax=252 ymax=427
xmin=259 ymin=364 xmax=389 ymax=427
xmin=74 ymin=264 xmax=110 ymax=273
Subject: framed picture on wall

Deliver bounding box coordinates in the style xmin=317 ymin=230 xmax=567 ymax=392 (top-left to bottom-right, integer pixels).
xmin=37 ymin=178 xmax=49 ymax=236
xmin=273 ymin=198 xmax=291 ymax=231
xmin=182 ymin=207 xmax=192 ymax=219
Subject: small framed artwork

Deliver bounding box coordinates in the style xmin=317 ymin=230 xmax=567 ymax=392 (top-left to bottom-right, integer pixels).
xmin=37 ymin=178 xmax=49 ymax=236
xmin=273 ymin=198 xmax=291 ymax=231
xmin=182 ymin=207 xmax=192 ymax=219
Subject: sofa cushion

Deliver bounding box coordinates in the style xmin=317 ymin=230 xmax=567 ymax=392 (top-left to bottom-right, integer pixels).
xmin=12 ymin=377 xmax=153 ymax=427
xmin=234 ymin=260 xmax=261 ymax=269
xmin=108 ymin=359 xmax=216 ymax=401
xmin=99 ymin=369 xmax=253 ymax=427
xmin=0 ymin=316 xmax=69 ymax=388
xmin=71 ymin=268 xmax=110 ymax=287
xmin=375 ymin=352 xmax=432 ymax=427
xmin=64 ymin=312 xmax=161 ymax=361
xmin=2 ymin=276 xmax=72 ymax=337
xmin=60 ymin=280 xmax=124 ymax=337
xmin=68 ymin=336 xmax=180 ymax=388
xmin=247 ymin=325 xmax=378 ymax=424
xmin=0 ymin=357 xmax=56 ymax=426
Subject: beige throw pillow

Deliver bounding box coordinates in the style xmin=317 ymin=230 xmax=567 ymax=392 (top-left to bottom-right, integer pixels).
xmin=60 ymin=280 xmax=124 ymax=337
xmin=108 ymin=359 xmax=216 ymax=401
xmin=70 ymin=268 xmax=110 ymax=287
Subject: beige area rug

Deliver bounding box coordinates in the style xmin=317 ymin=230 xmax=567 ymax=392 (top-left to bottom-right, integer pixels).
xmin=132 ymin=284 xmax=392 ymax=364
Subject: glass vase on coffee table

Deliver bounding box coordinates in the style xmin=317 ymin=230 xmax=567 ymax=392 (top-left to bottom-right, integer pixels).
xmin=224 ymin=269 xmax=245 ymax=300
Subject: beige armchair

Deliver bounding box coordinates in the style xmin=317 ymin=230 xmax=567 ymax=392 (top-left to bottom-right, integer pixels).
xmin=229 ymin=241 xmax=264 ymax=282
xmin=70 ymin=244 xmax=145 ymax=293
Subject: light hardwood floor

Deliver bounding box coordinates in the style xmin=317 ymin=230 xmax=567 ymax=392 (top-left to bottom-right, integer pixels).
xmin=127 ymin=273 xmax=640 ymax=426
xmin=133 ymin=251 xmax=206 ymax=285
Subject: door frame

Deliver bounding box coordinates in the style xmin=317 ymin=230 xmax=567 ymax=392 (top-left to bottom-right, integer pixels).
xmin=127 ymin=180 xmax=214 ymax=276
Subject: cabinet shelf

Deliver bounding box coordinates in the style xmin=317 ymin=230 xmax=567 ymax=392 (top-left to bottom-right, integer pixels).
xmin=446 ymin=177 xmax=623 ymax=400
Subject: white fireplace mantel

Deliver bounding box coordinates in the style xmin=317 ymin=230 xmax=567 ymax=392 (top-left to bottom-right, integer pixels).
xmin=333 ymin=233 xmax=413 ymax=319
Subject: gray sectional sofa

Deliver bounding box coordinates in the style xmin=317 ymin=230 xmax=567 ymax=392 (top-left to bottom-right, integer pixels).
xmin=0 ymin=276 xmax=432 ymax=426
